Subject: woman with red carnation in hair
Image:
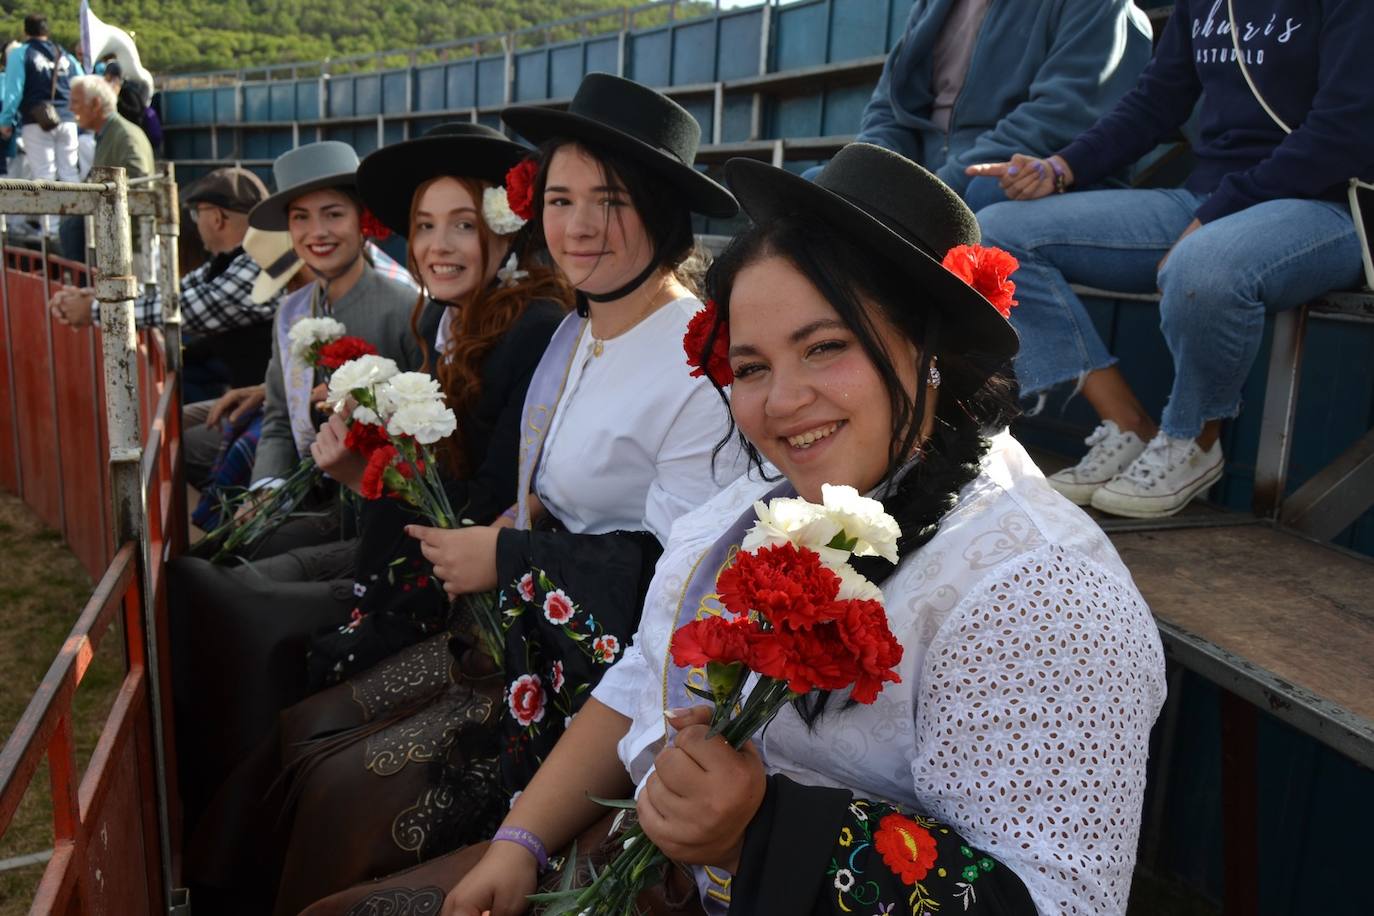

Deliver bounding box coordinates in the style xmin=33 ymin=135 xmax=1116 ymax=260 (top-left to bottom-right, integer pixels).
xmin=301 ymin=144 xmax=1164 ymax=916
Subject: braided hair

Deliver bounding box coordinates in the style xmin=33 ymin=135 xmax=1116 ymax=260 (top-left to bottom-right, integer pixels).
xmin=703 ymin=215 xmax=1021 ymax=725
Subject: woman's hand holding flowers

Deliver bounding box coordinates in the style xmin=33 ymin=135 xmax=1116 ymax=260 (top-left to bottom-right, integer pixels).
xmin=407 ymin=524 xmax=500 ymax=595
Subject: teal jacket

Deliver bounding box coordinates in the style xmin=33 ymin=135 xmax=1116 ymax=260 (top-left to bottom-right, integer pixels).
xmin=858 ymin=0 xmax=1153 ymax=194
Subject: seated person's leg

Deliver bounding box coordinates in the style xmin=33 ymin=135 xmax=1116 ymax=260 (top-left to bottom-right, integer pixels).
xmin=961 ymin=175 xmax=1008 ymax=212
xmin=977 ymin=188 xmax=1200 ymax=503
xmin=181 ymin=398 xmax=222 ymax=489
xmin=1091 ymin=197 xmax=1365 ymax=518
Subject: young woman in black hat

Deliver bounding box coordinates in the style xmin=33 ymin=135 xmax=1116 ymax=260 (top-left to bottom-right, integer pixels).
xmin=323 ymin=144 xmax=1163 ymax=916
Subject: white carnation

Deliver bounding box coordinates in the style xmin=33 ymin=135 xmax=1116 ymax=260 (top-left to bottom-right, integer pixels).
xmin=834 ymin=563 xmax=884 ymax=603
xmin=482 ymin=186 xmax=526 ymax=236
xmin=820 ymin=484 xmax=901 ymax=563
xmin=741 ymin=496 xmax=846 ymax=566
xmin=376 ymin=371 xmax=444 ymax=416
xmin=287 ymin=316 xmax=346 ymax=361
xmin=350 ymin=405 xmax=380 ymax=426
xmin=387 ymin=400 xmax=457 ymax=445
xmin=326 ymin=354 xmax=400 ymax=407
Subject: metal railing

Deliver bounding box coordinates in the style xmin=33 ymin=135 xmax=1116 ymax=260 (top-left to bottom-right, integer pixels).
xmin=0 ymin=166 xmax=187 ymax=914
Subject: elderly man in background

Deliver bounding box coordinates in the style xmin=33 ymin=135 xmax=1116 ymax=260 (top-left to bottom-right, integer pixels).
xmin=832 ymin=0 xmax=1154 ymax=210
xmin=69 ymin=72 xmax=152 ymax=178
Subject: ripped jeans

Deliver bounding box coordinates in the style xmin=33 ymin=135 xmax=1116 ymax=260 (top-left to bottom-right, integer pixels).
xmin=977 ymin=189 xmax=1364 ymax=438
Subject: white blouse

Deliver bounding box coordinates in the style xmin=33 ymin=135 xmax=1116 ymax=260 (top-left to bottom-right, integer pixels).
xmin=593 ymin=432 xmax=1167 ymax=916
xmin=535 ymin=298 xmax=743 ymax=544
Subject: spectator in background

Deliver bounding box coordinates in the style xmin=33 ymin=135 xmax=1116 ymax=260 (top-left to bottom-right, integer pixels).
xmin=102 ymin=59 xmax=162 ymax=152
xmin=69 ymin=73 xmax=152 ymax=178
xmin=973 ymin=0 xmax=1371 ymax=519
xmin=838 ymin=0 xmax=1152 ymax=210
xmin=1 ymin=13 xmax=84 ymax=233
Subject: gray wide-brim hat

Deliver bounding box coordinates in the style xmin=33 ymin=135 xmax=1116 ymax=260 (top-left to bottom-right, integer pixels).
xmin=502 ymin=73 xmax=738 ymax=219
xmin=250 ymin=141 xmax=361 ymax=231
xmin=723 ymin=143 xmax=1019 ymax=361
xmin=357 ymin=122 xmax=530 ymax=238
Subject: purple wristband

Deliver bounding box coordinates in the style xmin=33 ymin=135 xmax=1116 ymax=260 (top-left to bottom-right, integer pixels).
xmin=492 ymin=826 xmax=549 ymax=871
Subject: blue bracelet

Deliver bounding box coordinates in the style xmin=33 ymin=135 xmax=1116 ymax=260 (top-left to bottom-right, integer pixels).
xmin=493 ymin=826 xmax=550 ymax=872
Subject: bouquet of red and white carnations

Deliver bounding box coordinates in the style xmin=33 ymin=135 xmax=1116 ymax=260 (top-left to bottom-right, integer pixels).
xmin=530 ymin=485 xmax=905 ymax=915
xmin=327 ymin=359 xmax=459 ymax=529
xmin=200 ymin=317 xmax=379 ymax=561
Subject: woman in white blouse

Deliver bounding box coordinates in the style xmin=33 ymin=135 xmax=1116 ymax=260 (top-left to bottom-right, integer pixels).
xmin=415 ymin=144 xmax=1167 ymax=916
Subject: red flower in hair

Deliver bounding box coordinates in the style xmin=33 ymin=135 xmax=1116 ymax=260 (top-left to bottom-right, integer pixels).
xmin=941 ymin=244 xmax=1019 ymax=318
xmin=505 ymin=159 xmax=539 ymax=222
xmin=683 ymin=299 xmax=733 ymax=387
xmin=359 ymin=207 xmax=392 ymax=241
xmin=317 ymin=335 xmax=378 ymax=370
xmin=344 ymin=420 xmax=389 ymax=458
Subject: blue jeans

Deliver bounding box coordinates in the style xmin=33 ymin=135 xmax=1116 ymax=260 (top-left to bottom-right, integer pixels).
xmin=977 ymin=189 xmax=1364 ymax=438
xmin=800 ymin=167 xmax=1008 ymax=212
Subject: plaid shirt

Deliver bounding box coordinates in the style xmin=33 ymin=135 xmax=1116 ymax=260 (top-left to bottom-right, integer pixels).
xmin=132 ymin=241 xmax=417 ymax=332
xmin=133 ymin=247 xmax=276 ymax=333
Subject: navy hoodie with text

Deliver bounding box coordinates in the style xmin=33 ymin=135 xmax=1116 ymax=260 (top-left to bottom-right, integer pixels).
xmin=1058 ymin=0 xmax=1374 ymax=223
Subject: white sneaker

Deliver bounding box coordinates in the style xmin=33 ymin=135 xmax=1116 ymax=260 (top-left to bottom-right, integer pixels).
xmin=1046 ymin=421 xmax=1147 ymax=505
xmin=1090 ymin=432 xmax=1224 ymax=519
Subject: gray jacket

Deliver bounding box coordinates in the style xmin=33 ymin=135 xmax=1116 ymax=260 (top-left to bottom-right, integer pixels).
xmin=252 ymin=262 xmax=423 ymax=483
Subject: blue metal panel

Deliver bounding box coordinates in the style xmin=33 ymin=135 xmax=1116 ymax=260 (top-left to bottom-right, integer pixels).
xmin=164 ymin=91 xmax=192 ymax=125
xmin=671 ymin=20 xmax=716 ymax=86
xmin=215 ymin=87 xmax=239 ymax=123
xmin=549 ymin=43 xmax=584 ymax=98
xmin=774 ymin=0 xmax=830 ymax=71
xmin=269 ymin=82 xmax=295 ymax=121
xmin=191 ymin=89 xmax=217 ymax=124
xmin=476 ymin=56 xmax=506 ymax=108
xmin=627 ymin=28 xmax=671 ymax=87
xmin=447 ymin=61 xmax=477 ymax=109
xmin=718 ymin=10 xmax=764 ymax=80
xmin=243 ymin=85 xmax=270 ymax=122
xmin=242 ymin=128 xmax=272 ymax=160
xmin=821 ymin=82 xmax=875 ymax=135
xmin=163 ymin=131 xmax=193 ymax=158
xmin=382 ymin=72 xmax=409 ymax=114
xmin=296 ymin=81 xmax=321 ymax=120
xmin=416 ymin=65 xmax=446 ymax=111
xmin=585 ymin=37 xmax=620 ymax=78
xmin=190 ymin=129 xmax=213 ymax=159
xmin=412 ymin=116 xmax=447 ymax=136
xmin=323 ymin=126 xmax=360 ymax=150
xmin=721 ymin=95 xmax=753 ymax=143
xmin=383 ymin=121 xmax=406 ymax=146
xmin=265 ymin=127 xmax=295 ymax=158
xmin=830 ymin=0 xmax=890 ymax=62
xmin=476 ymin=112 xmax=503 ymax=131
xmin=770 ymin=94 xmax=823 ymax=139
xmin=515 ymin=49 xmax=549 ymax=102
xmin=328 ymin=77 xmax=355 ymax=118
xmin=355 ymin=74 xmax=382 ymax=116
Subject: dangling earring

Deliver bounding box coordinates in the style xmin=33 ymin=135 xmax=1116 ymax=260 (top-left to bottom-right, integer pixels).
xmin=927 ymin=359 xmax=942 ymax=389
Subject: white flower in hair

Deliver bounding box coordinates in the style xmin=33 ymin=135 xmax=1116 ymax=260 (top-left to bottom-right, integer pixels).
xmin=387 ymin=399 xmax=457 ymax=445
xmin=820 ymin=484 xmax=901 ymax=564
xmin=287 ymin=316 xmax=346 ymax=361
xmin=326 ymin=354 xmax=400 ymax=407
xmin=497 ymin=252 xmax=529 ymax=287
xmin=376 ymin=371 xmax=443 ymax=416
xmin=483 ymin=186 xmax=526 ymax=236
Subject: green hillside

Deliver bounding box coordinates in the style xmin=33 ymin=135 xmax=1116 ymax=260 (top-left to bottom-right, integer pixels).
xmin=0 ymin=0 xmax=699 ymax=75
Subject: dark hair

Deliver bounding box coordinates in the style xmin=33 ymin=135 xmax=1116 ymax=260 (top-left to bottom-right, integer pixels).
xmin=527 ymin=137 xmax=695 ymax=306
xmin=23 ymin=14 xmax=47 ymax=36
xmin=703 ymin=215 xmax=1021 ymax=725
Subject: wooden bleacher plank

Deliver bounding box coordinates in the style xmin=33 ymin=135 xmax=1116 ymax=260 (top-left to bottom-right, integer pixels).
xmin=1110 ymin=524 xmax=1374 ymax=767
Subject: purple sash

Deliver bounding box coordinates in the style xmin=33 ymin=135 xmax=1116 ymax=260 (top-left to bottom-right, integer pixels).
xmin=668 ymin=479 xmax=793 ymax=913
xmin=514 ymin=313 xmax=587 ymax=530
xmin=274 ymin=283 xmax=322 ymax=459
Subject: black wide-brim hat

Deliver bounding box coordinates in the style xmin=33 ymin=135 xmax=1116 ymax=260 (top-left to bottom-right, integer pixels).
xmin=250 ymin=140 xmax=361 ymax=231
xmin=723 ymin=143 xmax=1018 ymax=360
xmin=502 ymin=73 xmax=738 ymax=220
xmin=357 ymin=123 xmax=532 ymax=238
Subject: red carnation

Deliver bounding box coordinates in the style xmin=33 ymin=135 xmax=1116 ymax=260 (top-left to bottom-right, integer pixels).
xmin=670 ymin=614 xmax=758 ymax=669
xmin=941 ymin=244 xmax=1019 ymax=318
xmin=361 ymin=444 xmax=398 ymax=500
xmin=344 ymin=421 xmax=389 ymax=458
xmin=317 ymin=335 xmax=378 ymax=370
xmin=505 ymin=159 xmax=539 ymax=221
xmin=834 ymin=598 xmax=903 ymax=703
xmin=683 ymin=299 xmax=732 ymax=388
xmin=359 ymin=207 xmax=392 ymax=241
xmin=716 ymin=543 xmax=840 ymax=629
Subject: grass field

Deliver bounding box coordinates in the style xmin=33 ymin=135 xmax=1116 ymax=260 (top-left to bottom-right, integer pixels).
xmin=0 ymin=493 xmax=123 ymax=915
